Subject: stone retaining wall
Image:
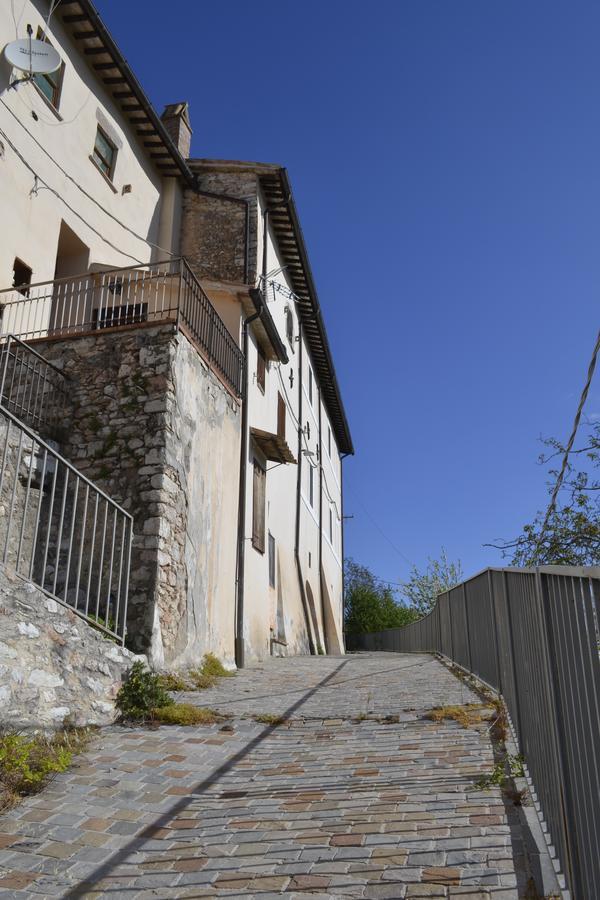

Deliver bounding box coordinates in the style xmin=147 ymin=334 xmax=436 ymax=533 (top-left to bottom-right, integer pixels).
xmin=0 ymin=565 xmax=141 ymax=728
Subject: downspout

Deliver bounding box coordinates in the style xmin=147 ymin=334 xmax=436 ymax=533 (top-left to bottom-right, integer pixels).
xmin=235 ymin=300 xmax=262 ymax=668
xmin=295 ymin=321 xmax=317 ymax=655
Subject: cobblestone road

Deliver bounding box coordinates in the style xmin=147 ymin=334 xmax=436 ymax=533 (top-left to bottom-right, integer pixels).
xmin=0 ymin=653 xmax=527 ymax=898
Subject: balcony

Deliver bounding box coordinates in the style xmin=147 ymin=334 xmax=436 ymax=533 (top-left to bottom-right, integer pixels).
xmin=0 ymin=258 xmax=244 ymax=397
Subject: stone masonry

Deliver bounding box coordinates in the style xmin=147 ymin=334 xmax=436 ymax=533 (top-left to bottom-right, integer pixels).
xmin=0 ymin=653 xmax=532 ymax=897
xmin=0 ymin=564 xmax=141 ymax=728
xmin=35 ymin=324 xmax=240 ymax=666
xmin=181 ymin=169 xmax=259 ymax=285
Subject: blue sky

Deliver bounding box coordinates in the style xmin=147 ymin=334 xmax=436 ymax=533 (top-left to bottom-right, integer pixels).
xmin=95 ymin=0 xmax=600 ymax=589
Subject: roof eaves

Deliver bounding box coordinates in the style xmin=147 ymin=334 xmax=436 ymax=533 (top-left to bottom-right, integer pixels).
xmin=71 ymin=0 xmax=195 ymax=185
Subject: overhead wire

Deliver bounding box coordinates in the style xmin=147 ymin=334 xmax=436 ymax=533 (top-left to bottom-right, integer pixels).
xmin=534 ymin=327 xmax=600 ymax=559
xmin=0 ymin=96 xmax=177 ymax=259
xmin=0 ymin=123 xmax=144 ymax=264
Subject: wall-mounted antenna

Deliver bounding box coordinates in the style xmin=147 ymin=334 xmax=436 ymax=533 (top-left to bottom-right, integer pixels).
xmin=5 ymin=24 xmax=61 ymax=89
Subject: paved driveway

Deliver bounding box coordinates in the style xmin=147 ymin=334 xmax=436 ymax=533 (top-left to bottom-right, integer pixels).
xmin=0 ymin=653 xmax=526 ymax=898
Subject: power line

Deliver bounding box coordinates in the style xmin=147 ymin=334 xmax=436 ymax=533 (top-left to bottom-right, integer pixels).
xmin=345 ymin=481 xmax=415 ymax=568
xmin=0 ymin=96 xmax=177 ymax=259
xmin=0 ymin=124 xmax=143 ymax=264
xmin=534 ymin=327 xmax=600 ymax=559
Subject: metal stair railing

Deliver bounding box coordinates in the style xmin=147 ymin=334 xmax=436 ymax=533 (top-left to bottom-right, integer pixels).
xmin=0 ymin=338 xmax=132 ymax=643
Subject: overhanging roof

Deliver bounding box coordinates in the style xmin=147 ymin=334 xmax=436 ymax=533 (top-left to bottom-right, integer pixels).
xmin=250 ymin=428 xmax=296 ymax=465
xmin=56 ymin=0 xmax=194 ymax=182
xmin=191 ymin=160 xmax=354 ymax=456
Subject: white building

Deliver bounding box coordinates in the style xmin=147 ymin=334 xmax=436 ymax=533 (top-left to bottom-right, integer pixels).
xmin=0 ymin=0 xmax=353 ymax=668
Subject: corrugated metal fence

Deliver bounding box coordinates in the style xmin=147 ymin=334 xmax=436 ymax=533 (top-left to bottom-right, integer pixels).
xmin=348 ymin=566 xmax=600 ymax=900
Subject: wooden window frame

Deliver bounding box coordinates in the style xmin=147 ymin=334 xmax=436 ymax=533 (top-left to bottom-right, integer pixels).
xmin=252 ymin=458 xmax=266 ymax=554
xmin=277 ymin=392 xmax=286 ymax=440
xmin=92 ymin=125 xmax=117 ymax=182
xmin=33 ymin=28 xmax=65 ymax=111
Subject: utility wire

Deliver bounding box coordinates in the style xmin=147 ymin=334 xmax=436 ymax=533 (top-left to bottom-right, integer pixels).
xmin=0 ymin=124 xmax=143 ymax=264
xmin=534 ymin=327 xmax=600 ymax=559
xmin=346 ymin=481 xmax=414 ymax=568
xmin=0 ymin=97 xmax=177 ymax=259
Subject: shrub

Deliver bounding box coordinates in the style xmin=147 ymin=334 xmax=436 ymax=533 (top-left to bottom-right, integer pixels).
xmin=189 ymin=670 xmax=216 ymax=690
xmin=152 ymin=704 xmax=223 ymax=726
xmin=116 ymin=661 xmax=173 ymax=721
xmin=0 ymin=728 xmax=91 ymax=805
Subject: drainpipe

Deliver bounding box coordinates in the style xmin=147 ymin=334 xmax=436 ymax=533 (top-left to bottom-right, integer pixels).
xmin=235 ymin=300 xmax=262 ymax=668
xmin=294 ymin=321 xmax=317 ymax=655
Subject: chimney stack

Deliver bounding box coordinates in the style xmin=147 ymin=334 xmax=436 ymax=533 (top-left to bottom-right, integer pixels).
xmin=161 ymin=102 xmax=192 ymax=160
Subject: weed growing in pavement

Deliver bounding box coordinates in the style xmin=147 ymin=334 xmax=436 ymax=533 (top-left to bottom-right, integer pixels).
xmin=0 ymin=728 xmax=93 ymax=810
xmin=116 ymin=661 xmax=173 ymax=721
xmin=474 ymin=753 xmax=525 ymax=791
xmin=425 ymin=703 xmax=492 ymax=728
xmin=254 ymin=714 xmax=287 ymax=726
xmin=152 ymin=705 xmax=225 ymax=726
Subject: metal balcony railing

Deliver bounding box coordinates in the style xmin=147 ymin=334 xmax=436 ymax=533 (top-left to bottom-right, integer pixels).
xmin=0 ymin=335 xmax=68 ymax=439
xmin=0 ymin=402 xmax=132 ymax=643
xmin=0 ymin=258 xmax=244 ymax=397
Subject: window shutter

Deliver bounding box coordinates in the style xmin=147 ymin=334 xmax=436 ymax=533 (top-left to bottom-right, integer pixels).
xmin=277 ymin=393 xmax=286 ymax=439
xmin=252 ymin=460 xmax=266 ymax=553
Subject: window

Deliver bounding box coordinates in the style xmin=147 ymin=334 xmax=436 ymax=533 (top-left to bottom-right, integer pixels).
xmin=256 ymin=346 xmax=266 ymax=393
xmin=92 ymin=126 xmax=117 ymax=180
xmin=309 ymin=463 xmax=314 ymax=508
xmin=252 ymin=459 xmax=266 ymax=553
xmin=33 ymin=29 xmax=64 ymax=110
xmin=308 ymin=367 xmax=313 ymax=405
xmin=277 ymin=392 xmax=286 ymax=439
xmin=93 ymin=302 xmax=148 ymax=329
xmin=13 ymin=258 xmax=32 ymax=297
xmin=268 ymin=533 xmax=276 ymax=587
xmin=285 ymin=306 xmax=294 ymax=347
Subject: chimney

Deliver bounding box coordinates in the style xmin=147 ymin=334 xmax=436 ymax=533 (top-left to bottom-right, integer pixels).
xmin=160 ymin=102 xmax=192 ymax=159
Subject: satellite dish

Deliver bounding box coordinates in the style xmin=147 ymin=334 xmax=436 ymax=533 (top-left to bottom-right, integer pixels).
xmin=4 ymin=38 xmax=61 ymax=74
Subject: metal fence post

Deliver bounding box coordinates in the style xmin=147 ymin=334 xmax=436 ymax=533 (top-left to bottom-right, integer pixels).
xmin=487 ymin=569 xmax=502 ymax=693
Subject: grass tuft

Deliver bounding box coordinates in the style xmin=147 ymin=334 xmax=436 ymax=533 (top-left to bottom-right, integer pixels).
xmin=0 ymin=728 xmax=92 ymax=810
xmin=425 ymin=704 xmax=492 ymax=729
xmin=254 ymin=714 xmax=287 ymax=726
xmin=157 ymin=673 xmax=189 ymax=692
xmin=200 ymin=653 xmax=234 ymax=679
xmin=152 ymin=704 xmax=224 ymax=726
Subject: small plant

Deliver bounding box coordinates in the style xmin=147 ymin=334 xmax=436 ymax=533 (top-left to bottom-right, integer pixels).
xmin=254 ymin=714 xmax=286 ymax=726
xmin=153 ymin=704 xmax=224 ymax=726
xmin=116 ymin=661 xmax=173 ymax=721
xmin=200 ymin=653 xmax=234 ymax=678
xmin=188 ymin=670 xmax=216 ymax=690
xmin=474 ymin=753 xmax=525 ymax=791
xmin=425 ymin=704 xmax=490 ymax=729
xmin=0 ymin=728 xmax=91 ymax=807
xmin=157 ymin=673 xmax=189 ymax=692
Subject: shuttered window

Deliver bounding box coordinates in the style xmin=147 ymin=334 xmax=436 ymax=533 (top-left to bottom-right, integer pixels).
xmin=277 ymin=392 xmax=286 ymax=439
xmin=252 ymin=460 xmax=266 ymax=553
xmin=257 ymin=346 xmax=266 ymax=393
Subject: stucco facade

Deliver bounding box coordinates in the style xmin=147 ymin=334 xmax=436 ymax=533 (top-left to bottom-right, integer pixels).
xmin=0 ymin=2 xmax=351 ymax=669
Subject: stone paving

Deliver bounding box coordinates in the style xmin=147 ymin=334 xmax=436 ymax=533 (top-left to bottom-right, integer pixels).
xmin=0 ymin=653 xmax=527 ymax=898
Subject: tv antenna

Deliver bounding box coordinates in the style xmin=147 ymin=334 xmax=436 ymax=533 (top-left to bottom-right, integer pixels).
xmin=4 ymin=24 xmax=61 ymax=89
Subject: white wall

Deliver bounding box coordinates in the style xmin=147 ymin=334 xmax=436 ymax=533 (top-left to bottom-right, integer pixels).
xmin=241 ymin=189 xmax=345 ymax=660
xmin=0 ymin=0 xmax=180 ymax=317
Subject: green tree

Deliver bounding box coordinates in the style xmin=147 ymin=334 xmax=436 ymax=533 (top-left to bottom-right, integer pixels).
xmin=400 ymin=550 xmax=463 ymax=616
xmin=487 ymin=422 xmax=600 ymax=565
xmin=344 ymin=559 xmax=419 ymax=635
